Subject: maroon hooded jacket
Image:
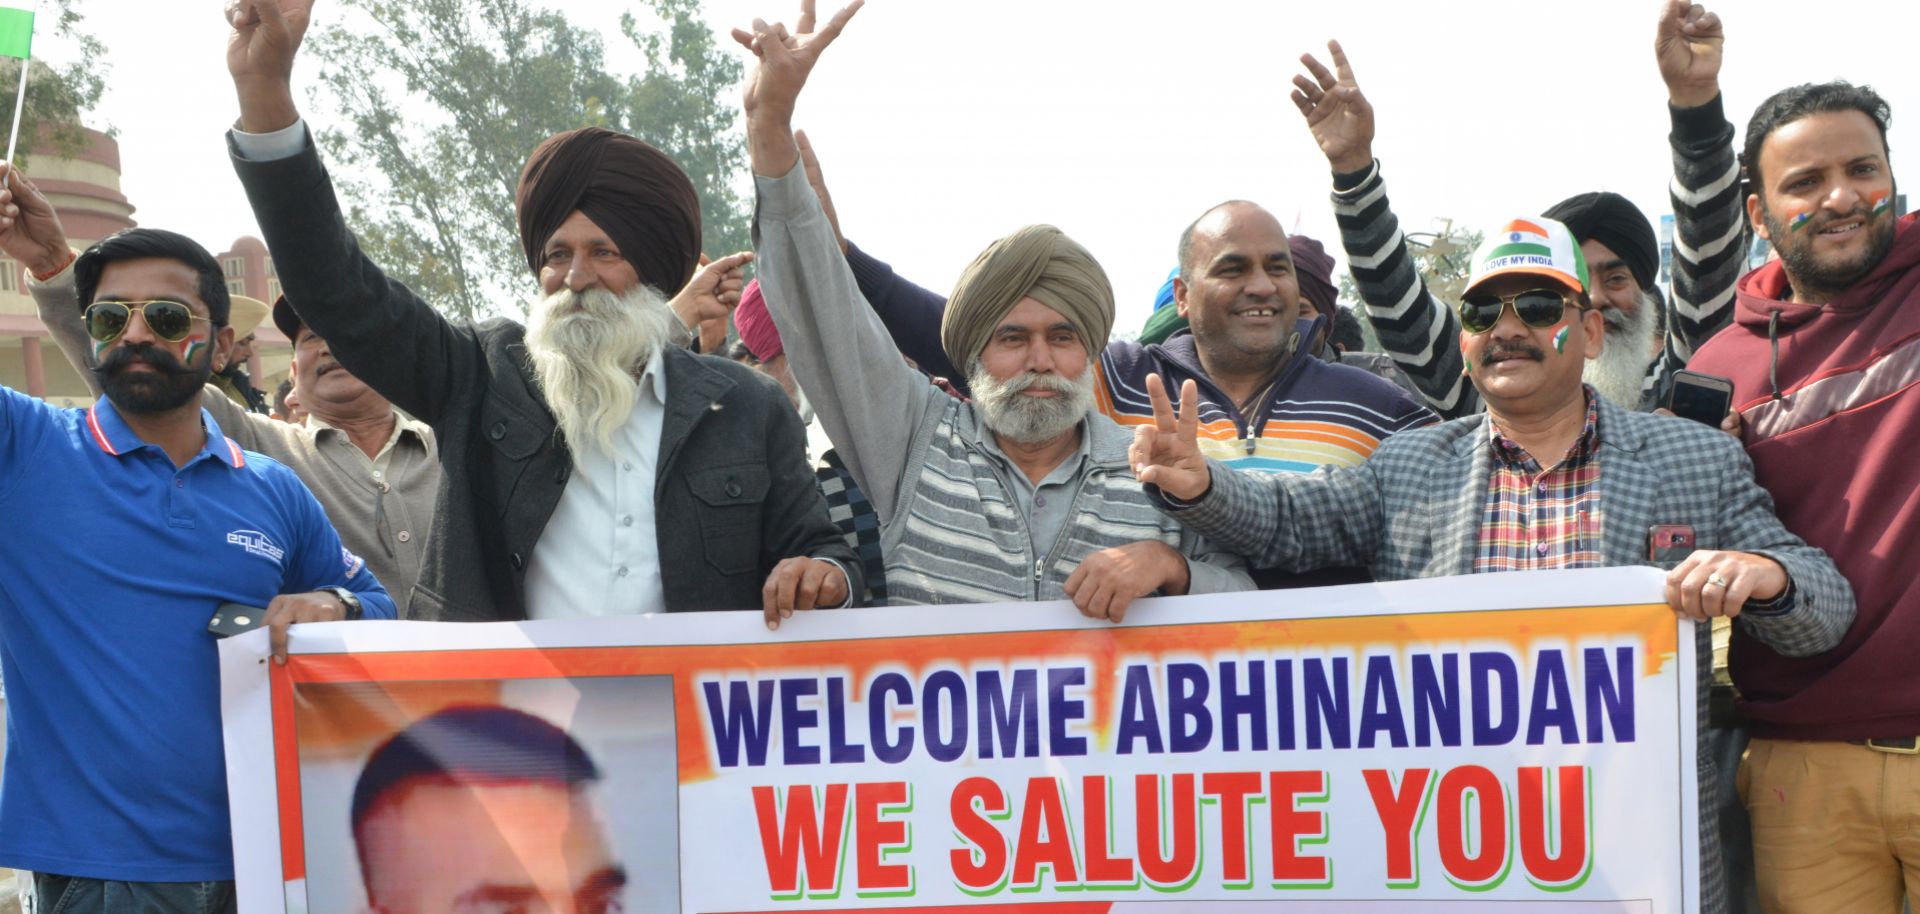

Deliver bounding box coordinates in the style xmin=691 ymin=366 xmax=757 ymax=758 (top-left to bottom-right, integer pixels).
xmin=1689 ymin=212 xmax=1920 ymax=740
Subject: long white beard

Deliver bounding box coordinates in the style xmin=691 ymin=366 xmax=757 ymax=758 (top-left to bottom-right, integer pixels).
xmin=1585 ymin=289 xmax=1661 ymax=409
xmin=968 ymin=361 xmax=1095 ymax=444
xmin=526 ymin=284 xmax=676 ymax=459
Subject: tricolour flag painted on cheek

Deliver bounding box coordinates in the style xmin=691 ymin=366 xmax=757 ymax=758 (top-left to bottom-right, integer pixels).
xmin=0 ymin=4 xmax=33 ymax=61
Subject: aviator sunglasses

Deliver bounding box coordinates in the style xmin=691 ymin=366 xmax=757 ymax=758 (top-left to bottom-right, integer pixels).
xmin=1456 ymin=288 xmax=1581 ymax=334
xmin=84 ymin=300 xmax=213 ymax=344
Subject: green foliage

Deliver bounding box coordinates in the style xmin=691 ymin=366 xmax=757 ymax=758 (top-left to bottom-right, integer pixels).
xmin=308 ymin=0 xmax=748 ymax=320
xmin=9 ymin=1 xmax=108 ymax=166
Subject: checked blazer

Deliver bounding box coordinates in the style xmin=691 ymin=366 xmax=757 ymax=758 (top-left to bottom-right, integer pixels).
xmin=1159 ymin=391 xmax=1856 ymax=914
xmin=1163 ymin=391 xmax=1854 ymax=657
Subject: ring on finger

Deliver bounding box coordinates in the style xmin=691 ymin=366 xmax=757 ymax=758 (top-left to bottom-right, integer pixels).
xmin=1706 ymin=573 xmax=1729 ymax=589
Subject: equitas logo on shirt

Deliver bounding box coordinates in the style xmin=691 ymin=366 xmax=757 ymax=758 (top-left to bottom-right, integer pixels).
xmin=227 ymin=529 xmax=285 ymax=564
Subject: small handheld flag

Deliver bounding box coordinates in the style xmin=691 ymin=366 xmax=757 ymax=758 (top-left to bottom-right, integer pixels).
xmin=0 ymin=6 xmax=31 ymax=61
xmin=0 ymin=2 xmax=35 ymax=178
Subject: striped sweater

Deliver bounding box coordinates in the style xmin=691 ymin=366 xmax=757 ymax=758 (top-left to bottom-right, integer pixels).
xmin=754 ymin=164 xmax=1255 ymax=606
xmin=1339 ymin=146 xmax=1738 ymax=419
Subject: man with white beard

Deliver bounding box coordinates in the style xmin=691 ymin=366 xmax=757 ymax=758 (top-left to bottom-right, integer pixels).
xmin=1293 ymin=42 xmax=1735 ymax=419
xmin=223 ymin=0 xmax=860 ymax=623
xmin=739 ymin=3 xmax=1253 ymax=616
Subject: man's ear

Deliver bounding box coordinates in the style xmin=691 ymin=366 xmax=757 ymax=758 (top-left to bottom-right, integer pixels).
xmin=1580 ymin=305 xmax=1606 ymax=360
xmin=211 ymin=325 xmax=237 ymax=370
xmin=1747 ymin=192 xmax=1771 ymax=242
xmin=1173 ymin=277 xmax=1191 ymax=320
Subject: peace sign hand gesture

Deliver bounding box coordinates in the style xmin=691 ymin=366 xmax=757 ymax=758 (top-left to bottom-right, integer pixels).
xmin=1130 ymin=373 xmax=1211 ymax=503
xmin=732 ymin=0 xmax=864 ymax=125
xmin=1292 ymin=40 xmax=1375 ymax=175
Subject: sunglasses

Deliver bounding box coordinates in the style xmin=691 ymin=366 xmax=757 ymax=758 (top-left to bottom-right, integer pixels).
xmin=84 ymin=300 xmax=213 ymax=344
xmin=1457 ymin=289 xmax=1580 ymax=334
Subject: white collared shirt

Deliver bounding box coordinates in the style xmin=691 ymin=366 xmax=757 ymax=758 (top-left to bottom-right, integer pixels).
xmin=524 ymin=356 xmax=669 ymax=619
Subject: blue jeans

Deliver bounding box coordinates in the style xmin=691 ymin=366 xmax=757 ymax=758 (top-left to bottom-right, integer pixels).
xmin=31 ymin=874 xmax=235 ymax=914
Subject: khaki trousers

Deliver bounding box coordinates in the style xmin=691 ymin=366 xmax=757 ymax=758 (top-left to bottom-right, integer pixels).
xmin=1740 ymin=737 xmax=1920 ymax=913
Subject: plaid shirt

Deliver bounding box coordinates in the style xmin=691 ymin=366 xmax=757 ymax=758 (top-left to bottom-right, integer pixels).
xmin=1474 ymin=391 xmax=1604 ymax=572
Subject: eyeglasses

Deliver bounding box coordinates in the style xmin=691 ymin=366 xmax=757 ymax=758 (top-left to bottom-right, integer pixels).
xmin=84 ymin=300 xmax=213 ymax=344
xmin=1457 ymin=289 xmax=1580 ymax=334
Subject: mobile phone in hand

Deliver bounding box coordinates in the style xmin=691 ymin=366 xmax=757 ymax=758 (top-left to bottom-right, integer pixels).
xmin=1667 ymin=369 xmax=1735 ymax=427
xmin=208 ymin=603 xmax=270 ymax=639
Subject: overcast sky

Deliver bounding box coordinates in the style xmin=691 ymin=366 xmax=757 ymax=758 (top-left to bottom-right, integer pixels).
xmin=68 ymin=0 xmax=1920 ymax=332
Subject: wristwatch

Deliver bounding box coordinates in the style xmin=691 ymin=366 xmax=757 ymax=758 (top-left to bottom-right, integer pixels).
xmin=324 ymin=586 xmax=365 ymax=621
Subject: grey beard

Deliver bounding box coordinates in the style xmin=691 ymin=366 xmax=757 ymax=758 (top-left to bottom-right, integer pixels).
xmin=1585 ymin=289 xmax=1661 ymax=409
xmin=968 ymin=361 xmax=1095 ymax=445
xmin=526 ymin=284 xmax=676 ymax=459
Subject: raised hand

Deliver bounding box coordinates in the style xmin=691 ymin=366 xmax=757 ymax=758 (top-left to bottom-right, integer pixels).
xmin=795 ymin=130 xmax=848 ymax=254
xmin=670 ymin=250 xmax=755 ymax=332
xmin=1292 ymin=40 xmax=1375 ymax=175
xmin=1129 ymin=373 xmax=1210 ymax=502
xmin=732 ymin=0 xmax=863 ymax=125
xmin=0 ymin=166 xmax=73 ymax=277
xmin=1655 ymin=0 xmax=1724 ymax=108
xmin=225 ymin=0 xmax=313 ymax=132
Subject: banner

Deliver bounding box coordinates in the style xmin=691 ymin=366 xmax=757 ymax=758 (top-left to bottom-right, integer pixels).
xmin=220 ymin=566 xmax=1700 ymax=914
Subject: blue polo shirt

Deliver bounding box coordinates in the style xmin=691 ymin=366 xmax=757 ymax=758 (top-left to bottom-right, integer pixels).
xmin=0 ymin=388 xmax=394 ymax=881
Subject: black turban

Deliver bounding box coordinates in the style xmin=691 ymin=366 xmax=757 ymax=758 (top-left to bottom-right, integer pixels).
xmin=1542 ymin=192 xmax=1658 ymax=292
xmin=515 ymin=127 xmax=702 ymax=296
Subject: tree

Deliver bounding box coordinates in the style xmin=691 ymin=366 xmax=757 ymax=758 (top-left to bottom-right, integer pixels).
xmin=9 ymin=0 xmax=109 ymax=165
xmin=1336 ymin=220 xmax=1482 ymax=353
xmin=307 ymin=0 xmax=749 ymax=320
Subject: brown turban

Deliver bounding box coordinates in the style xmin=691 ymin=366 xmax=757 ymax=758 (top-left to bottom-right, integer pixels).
xmin=941 ymin=225 xmax=1114 ymax=371
xmin=515 ymin=127 xmax=702 ymax=296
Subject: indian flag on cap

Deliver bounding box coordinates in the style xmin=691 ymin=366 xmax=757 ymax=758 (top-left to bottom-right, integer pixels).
xmin=0 ymin=3 xmax=31 ymax=61
xmin=1465 ymin=216 xmax=1589 ymax=295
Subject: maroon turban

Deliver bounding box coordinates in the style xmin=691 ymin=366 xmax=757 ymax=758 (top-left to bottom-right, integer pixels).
xmin=1288 ymin=234 xmax=1338 ymax=319
xmin=515 ymin=127 xmax=702 ymax=297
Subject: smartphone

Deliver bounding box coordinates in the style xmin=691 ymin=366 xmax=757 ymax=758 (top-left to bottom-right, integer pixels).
xmin=1649 ymin=524 xmax=1697 ymax=563
xmin=208 ymin=602 xmax=270 ymax=639
xmin=1667 ymin=369 xmax=1735 ymax=427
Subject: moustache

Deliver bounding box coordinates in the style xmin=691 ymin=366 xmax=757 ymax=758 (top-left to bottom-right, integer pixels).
xmin=94 ymin=342 xmax=194 ymax=379
xmin=1483 ymin=342 xmax=1544 ymax=364
xmin=1001 ymin=372 xmax=1080 ymax=395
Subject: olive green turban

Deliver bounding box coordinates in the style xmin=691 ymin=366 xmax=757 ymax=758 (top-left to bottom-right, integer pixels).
xmin=940 ymin=225 xmax=1114 ymax=371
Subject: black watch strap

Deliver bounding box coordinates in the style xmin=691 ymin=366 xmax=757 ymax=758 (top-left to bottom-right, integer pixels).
xmin=325 ymin=587 xmax=364 ymax=621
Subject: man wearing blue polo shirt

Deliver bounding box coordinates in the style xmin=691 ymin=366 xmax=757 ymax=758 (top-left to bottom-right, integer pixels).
xmin=0 ymin=216 xmax=393 ymax=910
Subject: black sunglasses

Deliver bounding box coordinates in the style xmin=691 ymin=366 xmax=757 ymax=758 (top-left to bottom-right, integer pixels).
xmin=84 ymin=300 xmax=213 ymax=344
xmin=1457 ymin=289 xmax=1580 ymax=334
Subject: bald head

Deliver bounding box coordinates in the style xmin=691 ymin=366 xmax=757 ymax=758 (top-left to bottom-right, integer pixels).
xmin=1178 ymin=201 xmax=1281 ymax=283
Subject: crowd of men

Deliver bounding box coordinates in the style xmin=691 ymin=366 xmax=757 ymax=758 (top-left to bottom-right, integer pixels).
xmin=0 ymin=0 xmax=1910 ymax=911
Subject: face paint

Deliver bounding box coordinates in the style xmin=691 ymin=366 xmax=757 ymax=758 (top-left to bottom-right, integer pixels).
xmin=182 ymin=334 xmax=210 ymax=366
xmin=1551 ymin=323 xmax=1570 ymax=354
xmin=92 ymin=338 xmax=111 ymax=360
xmin=1461 ymin=335 xmax=1473 ymax=374
xmin=1871 ymin=191 xmax=1894 ymax=217
xmin=1787 ymin=211 xmax=1813 ymax=232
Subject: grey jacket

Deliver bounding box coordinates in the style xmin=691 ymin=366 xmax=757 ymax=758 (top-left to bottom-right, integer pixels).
xmin=1157 ymin=392 xmax=1855 ymax=914
xmin=753 ymin=162 xmax=1252 ymax=604
xmin=230 ymin=138 xmax=857 ymax=621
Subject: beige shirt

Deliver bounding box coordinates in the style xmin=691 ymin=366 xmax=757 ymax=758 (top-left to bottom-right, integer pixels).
xmin=198 ymin=392 xmax=440 ymax=616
